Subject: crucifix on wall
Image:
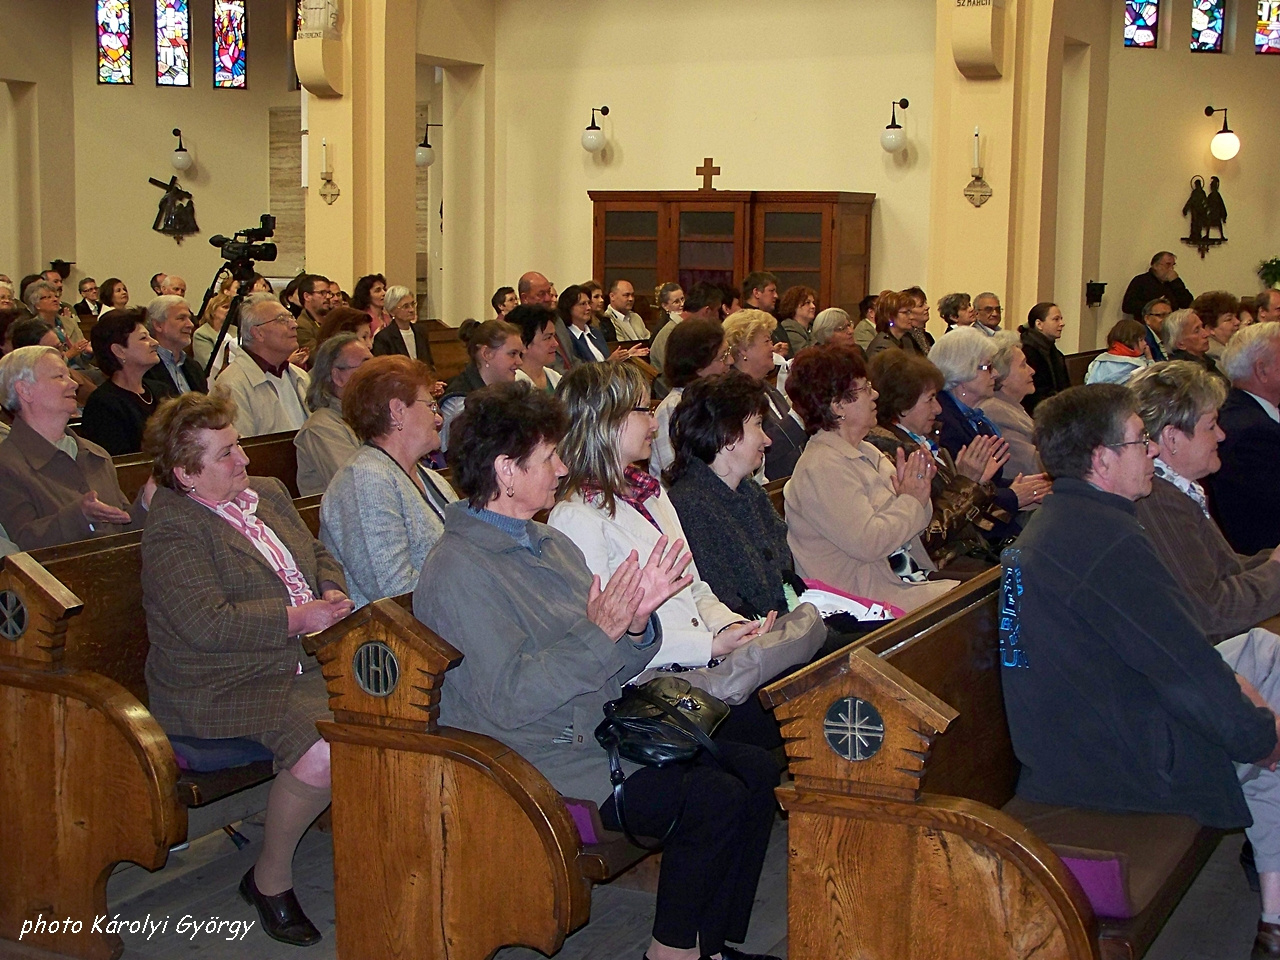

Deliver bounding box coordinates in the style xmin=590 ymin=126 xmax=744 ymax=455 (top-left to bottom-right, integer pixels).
xmin=696 ymin=157 xmax=720 ymax=191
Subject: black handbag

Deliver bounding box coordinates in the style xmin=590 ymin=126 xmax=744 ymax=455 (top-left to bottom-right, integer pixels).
xmin=594 ymin=676 xmax=736 ymax=849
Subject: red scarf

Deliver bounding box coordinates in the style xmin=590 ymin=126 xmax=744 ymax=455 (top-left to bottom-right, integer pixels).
xmin=1107 ymin=342 xmax=1144 ymax=358
xmin=583 ymin=466 xmax=662 ymax=530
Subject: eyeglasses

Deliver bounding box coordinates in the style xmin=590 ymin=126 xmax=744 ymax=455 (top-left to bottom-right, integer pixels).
xmin=977 ymin=363 xmax=993 ymax=373
xmin=978 ymin=306 xmax=1003 ymax=314
xmin=412 ymin=398 xmax=440 ymax=414
xmin=260 ymin=314 xmax=295 ymax=327
xmin=1106 ymin=432 xmax=1153 ymax=454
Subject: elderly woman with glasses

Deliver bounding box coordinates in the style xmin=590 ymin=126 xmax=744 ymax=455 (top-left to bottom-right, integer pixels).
xmin=784 ymin=345 xmax=959 ymax=611
xmin=811 ymin=307 xmax=860 ymax=350
xmin=293 ymin=333 xmax=373 ymax=496
xmin=980 ymin=331 xmax=1045 ymax=479
xmin=371 ymin=286 xmax=437 ymax=372
xmin=930 ymin=328 xmax=1047 ymax=523
xmin=648 ymin=318 xmax=732 ymax=478
xmin=320 ymin=355 xmax=456 ymax=610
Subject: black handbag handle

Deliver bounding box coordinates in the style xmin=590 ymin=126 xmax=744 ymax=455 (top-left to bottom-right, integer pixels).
xmin=604 ymin=685 xmax=742 ymax=851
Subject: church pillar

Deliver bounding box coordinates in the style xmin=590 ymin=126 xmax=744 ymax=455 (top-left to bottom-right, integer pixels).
xmin=295 ymin=0 xmax=417 ymax=293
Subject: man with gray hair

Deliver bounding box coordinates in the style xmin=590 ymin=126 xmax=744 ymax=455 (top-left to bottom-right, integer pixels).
xmin=143 ymin=295 xmax=206 ymax=397
xmin=1258 ymin=289 xmax=1280 ymax=325
xmin=972 ymin=292 xmax=1002 ymax=336
xmin=1205 ymin=322 xmax=1280 ymax=555
xmin=159 ymin=274 xmax=187 ymax=299
xmin=214 ymin=292 xmax=310 ymax=438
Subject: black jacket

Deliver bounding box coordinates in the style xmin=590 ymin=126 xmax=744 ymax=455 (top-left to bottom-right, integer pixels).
xmin=79 ymin=380 xmax=157 ymax=456
xmin=440 ymin=362 xmax=486 ymax=409
xmin=1019 ymin=327 xmax=1069 ymax=414
xmin=936 ymin=389 xmax=1020 ymax=523
xmin=762 ymin=383 xmax=807 ymax=481
xmin=143 ymin=352 xmax=208 ymax=398
xmin=1205 ymin=389 xmax=1280 ymax=554
xmin=1121 ymin=269 xmax=1193 ymax=320
xmin=372 ymin=321 xmax=435 ymax=367
xmin=1000 ymin=477 xmax=1275 ymax=829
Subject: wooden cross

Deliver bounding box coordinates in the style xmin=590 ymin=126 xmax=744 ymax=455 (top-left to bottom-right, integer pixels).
xmin=696 ymin=157 xmax=721 ymax=191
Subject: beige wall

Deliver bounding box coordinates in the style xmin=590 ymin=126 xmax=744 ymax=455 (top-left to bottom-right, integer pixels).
xmin=489 ymin=0 xmax=936 ymax=311
xmin=64 ymin=0 xmax=298 ymax=306
xmin=1098 ymin=0 xmax=1280 ymax=341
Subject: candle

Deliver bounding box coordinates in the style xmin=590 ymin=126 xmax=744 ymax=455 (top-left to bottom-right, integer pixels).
xmin=322 ymin=138 xmax=329 ymax=173
xmin=972 ymin=127 xmax=980 ymax=170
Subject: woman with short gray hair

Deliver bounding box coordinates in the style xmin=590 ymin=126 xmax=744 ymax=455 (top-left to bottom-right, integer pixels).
xmin=979 ymin=331 xmax=1042 ymax=478
xmin=1129 ymin=359 xmax=1280 ymax=643
xmin=293 ymin=333 xmax=372 ymax=496
xmin=1163 ymin=308 xmax=1224 ymax=379
xmin=811 ymin=307 xmax=858 ymax=349
xmin=371 ymin=284 xmax=436 ymax=369
xmin=931 ymin=328 xmax=1047 ymax=520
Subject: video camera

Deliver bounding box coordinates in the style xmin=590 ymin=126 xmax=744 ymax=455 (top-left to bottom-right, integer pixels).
xmin=208 ymin=214 xmax=278 ymax=265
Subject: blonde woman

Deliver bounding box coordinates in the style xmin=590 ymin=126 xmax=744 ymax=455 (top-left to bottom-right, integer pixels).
xmin=724 ymin=308 xmax=807 ymax=480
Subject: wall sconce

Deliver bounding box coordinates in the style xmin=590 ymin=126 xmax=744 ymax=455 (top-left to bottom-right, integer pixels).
xmin=1085 ymin=280 xmax=1107 ymax=308
xmin=1205 ymin=105 xmax=1240 ymax=160
xmin=880 ymin=99 xmax=909 ymax=153
xmin=170 ymin=128 xmax=192 ymax=171
xmin=416 ymin=106 xmax=442 ymax=168
xmin=581 ymin=106 xmax=609 ymax=153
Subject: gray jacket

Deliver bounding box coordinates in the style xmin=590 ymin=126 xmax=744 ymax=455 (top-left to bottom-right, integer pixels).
xmin=294 ymin=399 xmax=361 ymax=497
xmin=320 ymin=444 xmax=455 ymax=609
xmin=414 ymin=503 xmax=657 ymax=802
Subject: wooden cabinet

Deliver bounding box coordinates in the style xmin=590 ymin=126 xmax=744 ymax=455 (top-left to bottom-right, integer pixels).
xmin=590 ymin=190 xmax=874 ymax=323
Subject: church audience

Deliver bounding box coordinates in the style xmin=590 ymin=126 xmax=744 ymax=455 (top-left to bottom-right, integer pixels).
xmin=144 ymin=295 xmax=207 ymax=397
xmin=938 ymin=292 xmax=974 ymax=333
xmin=1164 ymin=307 xmax=1224 ymax=378
xmin=371 ymin=285 xmax=435 ymax=369
xmin=865 ymin=290 xmax=923 ymax=359
xmin=100 ymin=277 xmax=130 ymax=312
xmin=315 ymin=305 xmax=374 ymax=352
xmin=413 ymin=380 xmax=780 ymax=960
xmin=1141 ymin=296 xmax=1173 ymax=360
xmin=0 ymin=345 xmax=149 ymax=548
xmin=1129 ymin=361 xmax=1280 ymax=641
xmin=512 ymin=304 xmax=563 ymax=395
xmin=351 ymin=273 xmax=390 ymax=335
xmin=1018 ymin=301 xmax=1069 ymax=413
xmin=648 ymin=318 xmax=730 ymax=478
xmin=648 ymin=282 xmax=687 ymax=373
xmin=775 ymin=285 xmax=818 ymax=357
xmin=321 ymin=355 xmax=455 ymax=609
xmin=293 ymin=333 xmax=370 ymax=497
xmin=80 ymin=309 xmax=163 ymax=456
xmin=1121 ymin=250 xmax=1194 ymax=320
xmin=742 ymin=271 xmax=779 ymax=316
xmin=294 ymin=273 xmax=332 ymax=355
xmin=1193 ymin=290 xmax=1242 ymax=361
xmin=1205 ymin=322 xmax=1280 ymax=555
xmin=215 ymin=293 xmax=311 ymax=438
xmin=438 ymin=317 xmax=522 ymax=453
xmin=1084 ymin=318 xmax=1153 ymax=385
xmin=604 ymin=279 xmax=651 ymax=341
xmin=784 ymin=345 xmax=958 ymax=611
xmin=192 ymin=292 xmax=236 ymax=370
xmin=140 ymin=391 xmax=352 ymax=947
xmin=980 ymin=332 xmax=1044 ymax=479
xmin=866 ymin=351 xmax=1010 ymax=570
xmin=998 ymin=382 xmax=1280 ymax=959
xmin=726 ymin=309 xmax=807 ymax=480
xmin=811 ymin=307 xmax=858 ymax=350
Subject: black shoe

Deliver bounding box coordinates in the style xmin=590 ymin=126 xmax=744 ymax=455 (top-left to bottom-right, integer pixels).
xmin=238 ymin=867 xmax=322 ymax=946
xmin=1243 ymin=839 xmax=1262 ymax=894
xmin=703 ymin=949 xmax=783 ymax=960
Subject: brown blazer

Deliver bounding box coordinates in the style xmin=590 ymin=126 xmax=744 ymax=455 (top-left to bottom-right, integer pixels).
xmin=0 ymin=416 xmax=143 ymax=550
xmin=141 ymin=477 xmax=347 ymax=740
xmin=1134 ymin=473 xmax=1280 ymax=643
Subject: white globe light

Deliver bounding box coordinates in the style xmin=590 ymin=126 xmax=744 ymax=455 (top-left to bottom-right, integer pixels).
xmin=415 ymin=144 xmax=435 ymax=167
xmin=1210 ymin=129 xmax=1240 ymax=161
xmin=171 ymin=148 xmax=192 ymax=171
xmin=880 ymin=126 xmax=906 ymax=154
xmin=581 ymin=126 xmax=606 ymax=153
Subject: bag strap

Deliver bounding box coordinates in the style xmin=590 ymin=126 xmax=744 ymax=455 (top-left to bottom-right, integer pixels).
xmin=604 ymin=686 xmax=743 ymax=851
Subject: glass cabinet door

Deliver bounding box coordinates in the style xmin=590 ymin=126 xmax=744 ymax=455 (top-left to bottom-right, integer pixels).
xmin=671 ymin=202 xmax=747 ymax=294
xmin=753 ymin=203 xmax=832 ymax=304
xmin=597 ymin=203 xmax=662 ymax=315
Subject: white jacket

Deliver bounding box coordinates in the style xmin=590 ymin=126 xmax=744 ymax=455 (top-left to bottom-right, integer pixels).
xmin=214 ymin=353 xmax=310 ymax=438
xmin=549 ymin=488 xmax=740 ymax=668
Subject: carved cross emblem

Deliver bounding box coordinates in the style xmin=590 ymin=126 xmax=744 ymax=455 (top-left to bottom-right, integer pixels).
xmin=823 ymin=696 xmax=885 ymax=761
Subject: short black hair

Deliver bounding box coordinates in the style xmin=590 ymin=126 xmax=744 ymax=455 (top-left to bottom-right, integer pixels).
xmin=664 ymin=371 xmax=769 ymax=486
xmin=741 ymin=271 xmax=778 ymax=302
xmin=665 ymin=318 xmax=726 ymax=389
xmin=297 ymin=274 xmax=330 ymax=298
xmin=91 ymin=308 xmax=148 ymax=377
xmin=556 ymin=284 xmax=588 ymax=323
xmin=858 ymin=295 xmax=879 ymax=319
xmin=9 ymin=317 xmax=54 ymax=350
xmin=683 ymin=281 xmax=724 ymax=316
xmin=491 ymin=286 xmax=515 ymax=313
xmin=351 ymin=274 xmax=387 ymax=311
xmin=450 ymin=382 xmax=568 ymax=509
xmin=1033 ymin=383 xmax=1135 ymax=481
xmin=507 ymin=303 xmax=556 ymax=347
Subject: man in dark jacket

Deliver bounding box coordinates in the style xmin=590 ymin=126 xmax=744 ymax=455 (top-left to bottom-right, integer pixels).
xmin=1206 ymin=322 xmax=1280 ymax=554
xmin=1121 ymin=251 xmax=1194 ymax=320
xmin=1002 ymin=383 xmax=1280 ymax=955
xmin=143 ymin=295 xmax=207 ymax=397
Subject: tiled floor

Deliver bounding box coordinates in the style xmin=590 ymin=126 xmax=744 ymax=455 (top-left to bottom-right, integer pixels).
xmin=0 ymin=821 xmax=1260 ymax=960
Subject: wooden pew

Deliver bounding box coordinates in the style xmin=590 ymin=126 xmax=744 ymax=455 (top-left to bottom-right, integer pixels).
xmin=761 ymin=569 xmax=1221 ymax=960
xmin=1065 ymin=348 xmax=1105 ymax=386
xmin=307 ymin=598 xmax=656 ymax=960
xmin=0 ymin=493 xmax=322 ymax=960
xmin=113 ymin=429 xmax=301 ymax=501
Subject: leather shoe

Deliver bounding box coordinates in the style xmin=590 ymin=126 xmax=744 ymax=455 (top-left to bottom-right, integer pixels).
xmin=238 ymin=867 xmax=322 ymax=946
xmin=702 ymin=949 xmax=783 ymax=960
xmin=1254 ymin=920 xmax=1280 ymax=958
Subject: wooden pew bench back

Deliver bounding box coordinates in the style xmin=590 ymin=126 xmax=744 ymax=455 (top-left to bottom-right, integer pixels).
xmin=114 ymin=430 xmax=301 ymax=501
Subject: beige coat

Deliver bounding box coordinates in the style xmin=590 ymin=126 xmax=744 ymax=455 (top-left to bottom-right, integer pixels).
xmin=214 ymin=352 xmax=310 ymax=438
xmin=293 ymin=399 xmax=360 ymax=496
xmin=979 ymin=393 xmax=1041 ymax=478
xmin=784 ymin=430 xmax=957 ymax=612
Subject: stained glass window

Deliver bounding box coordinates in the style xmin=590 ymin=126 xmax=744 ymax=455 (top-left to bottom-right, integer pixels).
xmin=1124 ymin=1 xmax=1160 ymax=48
xmin=1259 ymin=1 xmax=1280 ymax=53
xmin=97 ymin=0 xmax=133 ymax=84
xmin=213 ymin=0 xmax=247 ymax=89
xmin=1191 ymin=0 xmax=1226 ymax=52
xmin=156 ymin=0 xmax=190 ymax=86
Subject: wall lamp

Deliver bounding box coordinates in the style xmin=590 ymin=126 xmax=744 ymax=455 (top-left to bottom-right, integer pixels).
xmin=416 ymin=105 xmax=443 ymax=167
xmin=1205 ymin=105 xmax=1240 ymax=161
xmin=880 ymin=99 xmax=909 ymax=153
xmin=171 ymin=128 xmax=193 ymax=171
xmin=582 ymin=106 xmax=609 ymax=153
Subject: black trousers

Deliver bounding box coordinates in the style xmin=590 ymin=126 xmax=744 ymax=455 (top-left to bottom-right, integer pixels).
xmin=600 ymin=740 xmax=779 ymax=955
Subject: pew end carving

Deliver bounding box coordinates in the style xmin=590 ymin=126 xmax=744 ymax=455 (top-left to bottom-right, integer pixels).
xmin=314 ymin=597 xmax=595 ymax=960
